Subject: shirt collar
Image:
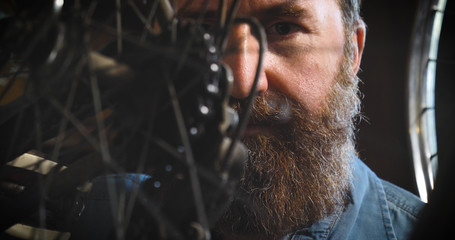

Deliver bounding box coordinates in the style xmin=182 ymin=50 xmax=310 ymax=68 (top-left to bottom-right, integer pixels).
xmin=288 ymin=158 xmax=393 ymax=240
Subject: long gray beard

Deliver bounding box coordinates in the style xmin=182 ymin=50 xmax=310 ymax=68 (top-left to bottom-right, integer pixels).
xmin=214 ymin=59 xmax=360 ymax=239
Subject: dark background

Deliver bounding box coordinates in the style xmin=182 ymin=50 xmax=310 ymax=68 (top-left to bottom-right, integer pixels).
xmin=358 ymin=0 xmax=455 ymax=198
xmin=357 ymin=1 xmax=420 ymax=195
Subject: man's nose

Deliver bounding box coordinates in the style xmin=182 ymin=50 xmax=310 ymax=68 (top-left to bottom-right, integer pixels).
xmin=223 ymin=23 xmax=268 ymax=99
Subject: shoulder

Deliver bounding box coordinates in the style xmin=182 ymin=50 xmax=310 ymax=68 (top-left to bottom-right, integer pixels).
xmin=381 ymin=179 xmax=424 ymax=219
xmin=380 ymin=179 xmax=425 ymax=239
xmin=346 ymin=158 xmax=425 ymax=239
xmin=290 ymin=158 xmax=425 ymax=240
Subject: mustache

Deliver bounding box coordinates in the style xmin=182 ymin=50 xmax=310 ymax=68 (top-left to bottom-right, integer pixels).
xmin=229 ymin=92 xmax=295 ymax=126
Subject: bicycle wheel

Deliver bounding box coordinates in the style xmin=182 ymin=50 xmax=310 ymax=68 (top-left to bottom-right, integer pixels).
xmin=408 ymin=2 xmax=455 ymax=238
xmin=0 ymin=0 xmax=262 ymax=239
xmin=407 ymin=0 xmax=448 ymax=202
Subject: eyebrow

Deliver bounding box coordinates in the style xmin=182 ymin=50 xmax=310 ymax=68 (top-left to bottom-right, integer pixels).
xmin=260 ymin=1 xmax=310 ymax=19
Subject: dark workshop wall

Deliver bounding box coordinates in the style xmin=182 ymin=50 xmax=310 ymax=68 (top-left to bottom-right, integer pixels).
xmin=357 ymin=1 xmax=420 ymax=194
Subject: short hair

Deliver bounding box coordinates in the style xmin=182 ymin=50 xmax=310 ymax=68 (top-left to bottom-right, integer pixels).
xmin=338 ymin=0 xmax=362 ymax=31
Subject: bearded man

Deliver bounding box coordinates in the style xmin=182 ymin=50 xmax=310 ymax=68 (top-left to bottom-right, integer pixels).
xmin=182 ymin=0 xmax=425 ymax=239
xmin=53 ymin=0 xmax=423 ymax=239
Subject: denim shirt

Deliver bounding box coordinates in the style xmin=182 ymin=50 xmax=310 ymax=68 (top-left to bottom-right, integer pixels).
xmin=71 ymin=159 xmax=424 ymax=240
xmin=288 ymin=159 xmax=425 ymax=240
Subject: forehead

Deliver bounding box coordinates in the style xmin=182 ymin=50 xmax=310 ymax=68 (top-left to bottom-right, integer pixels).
xmin=177 ymin=0 xmax=342 ymax=20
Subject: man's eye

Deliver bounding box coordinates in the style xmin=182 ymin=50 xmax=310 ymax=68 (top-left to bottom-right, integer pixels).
xmin=270 ymin=22 xmax=300 ymax=36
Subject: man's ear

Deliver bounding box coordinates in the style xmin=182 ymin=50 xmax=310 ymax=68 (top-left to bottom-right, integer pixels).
xmin=351 ymin=20 xmax=366 ymax=74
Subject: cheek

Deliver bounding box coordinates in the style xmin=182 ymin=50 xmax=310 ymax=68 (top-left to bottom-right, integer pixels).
xmin=269 ymin=52 xmax=342 ymax=113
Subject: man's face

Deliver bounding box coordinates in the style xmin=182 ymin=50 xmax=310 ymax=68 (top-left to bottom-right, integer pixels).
xmin=179 ymin=0 xmax=364 ymax=238
xmin=180 ymin=0 xmax=351 ymax=114
xmin=229 ymin=0 xmax=347 ymax=113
